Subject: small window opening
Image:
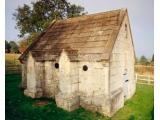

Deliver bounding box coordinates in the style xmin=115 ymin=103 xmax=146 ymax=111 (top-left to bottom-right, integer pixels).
xmin=83 ymin=65 xmax=88 ymax=71
xmin=125 ymin=24 xmax=127 ymax=31
xmin=55 ymin=63 xmax=59 ymax=69
xmin=125 ymin=24 xmax=128 ymax=38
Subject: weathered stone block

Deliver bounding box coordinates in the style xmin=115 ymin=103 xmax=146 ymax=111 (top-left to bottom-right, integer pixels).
xmin=55 ymin=93 xmax=80 ymax=111
xmin=110 ymin=88 xmax=124 ymax=116
xmin=80 ymin=102 xmax=99 ymax=113
xmin=24 ymin=88 xmax=43 ymax=98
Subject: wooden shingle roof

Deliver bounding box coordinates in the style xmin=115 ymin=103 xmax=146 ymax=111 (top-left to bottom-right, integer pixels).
xmin=19 ymin=8 xmax=127 ymax=62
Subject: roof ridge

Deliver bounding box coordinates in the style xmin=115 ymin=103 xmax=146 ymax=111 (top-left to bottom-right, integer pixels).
xmin=56 ymin=8 xmax=127 ymax=23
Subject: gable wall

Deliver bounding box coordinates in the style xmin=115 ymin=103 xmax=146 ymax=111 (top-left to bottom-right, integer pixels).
xmin=109 ymin=13 xmax=135 ymax=114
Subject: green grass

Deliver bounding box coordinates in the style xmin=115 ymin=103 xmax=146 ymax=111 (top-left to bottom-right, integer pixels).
xmin=5 ymin=74 xmax=154 ymax=120
xmin=112 ymin=85 xmax=154 ymax=120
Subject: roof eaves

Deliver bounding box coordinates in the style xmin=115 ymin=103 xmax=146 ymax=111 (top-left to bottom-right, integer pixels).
xmin=19 ymin=20 xmax=57 ymax=63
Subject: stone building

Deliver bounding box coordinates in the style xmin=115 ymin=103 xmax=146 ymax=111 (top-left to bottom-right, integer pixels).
xmin=19 ymin=8 xmax=136 ymax=116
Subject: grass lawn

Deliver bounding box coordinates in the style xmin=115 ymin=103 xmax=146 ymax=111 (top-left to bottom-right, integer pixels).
xmin=5 ymin=74 xmax=154 ymax=120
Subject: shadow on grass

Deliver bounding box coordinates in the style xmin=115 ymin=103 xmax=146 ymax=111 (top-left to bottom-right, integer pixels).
xmin=151 ymin=107 xmax=154 ymax=120
xmin=128 ymin=115 xmax=135 ymax=120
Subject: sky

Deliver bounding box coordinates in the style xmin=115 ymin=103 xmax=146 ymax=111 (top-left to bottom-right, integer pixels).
xmin=5 ymin=0 xmax=154 ymax=58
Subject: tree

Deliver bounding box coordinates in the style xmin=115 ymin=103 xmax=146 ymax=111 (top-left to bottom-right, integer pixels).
xmin=9 ymin=41 xmax=19 ymax=53
xmin=18 ymin=39 xmax=28 ymax=54
xmin=150 ymin=54 xmax=154 ymax=65
xmin=18 ymin=33 xmax=39 ymax=53
xmin=67 ymin=4 xmax=85 ymax=18
xmin=135 ymin=57 xmax=139 ymax=64
xmin=13 ymin=0 xmax=86 ymax=37
xmin=5 ymin=40 xmax=11 ymax=53
xmin=151 ymin=54 xmax=154 ymax=62
xmin=139 ymin=55 xmax=149 ymax=65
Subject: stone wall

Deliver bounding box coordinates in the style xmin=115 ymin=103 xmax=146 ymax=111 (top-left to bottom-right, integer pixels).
xmin=55 ymin=50 xmax=80 ymax=111
xmin=23 ymin=51 xmax=111 ymax=115
xmin=44 ymin=61 xmax=58 ymax=98
xmin=21 ymin=63 xmax=27 ymax=89
xmin=24 ymin=53 xmax=37 ymax=98
xmin=23 ymin=53 xmax=58 ymax=98
xmin=108 ymin=14 xmax=135 ymax=115
xmin=79 ymin=61 xmax=110 ymax=115
xmin=55 ymin=50 xmax=111 ymax=114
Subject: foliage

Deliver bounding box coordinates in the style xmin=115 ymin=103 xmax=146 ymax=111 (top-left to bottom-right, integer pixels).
xmin=9 ymin=41 xmax=19 ymax=53
xmin=139 ymin=55 xmax=150 ymax=65
xmin=13 ymin=0 xmax=86 ymax=37
xmin=135 ymin=57 xmax=139 ymax=64
xmin=5 ymin=40 xmax=11 ymax=53
xmin=151 ymin=54 xmax=154 ymax=62
xmin=5 ymin=73 xmax=153 ymax=120
xmin=136 ymin=55 xmax=154 ymax=66
xmin=18 ymin=33 xmax=39 ymax=53
xmin=5 ymin=40 xmax=20 ymax=53
xmin=151 ymin=54 xmax=154 ymax=65
xmin=18 ymin=39 xmax=28 ymax=54
xmin=67 ymin=4 xmax=86 ymax=18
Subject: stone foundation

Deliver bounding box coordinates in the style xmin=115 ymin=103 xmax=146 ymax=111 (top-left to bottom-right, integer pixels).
xmin=80 ymin=94 xmax=111 ymax=116
xmin=110 ymin=88 xmax=124 ymax=116
xmin=24 ymin=88 xmax=43 ymax=98
xmin=55 ymin=93 xmax=80 ymax=111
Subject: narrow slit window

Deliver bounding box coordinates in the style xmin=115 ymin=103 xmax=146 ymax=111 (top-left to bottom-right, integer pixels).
xmin=125 ymin=24 xmax=127 ymax=31
xmin=125 ymin=24 xmax=128 ymax=38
